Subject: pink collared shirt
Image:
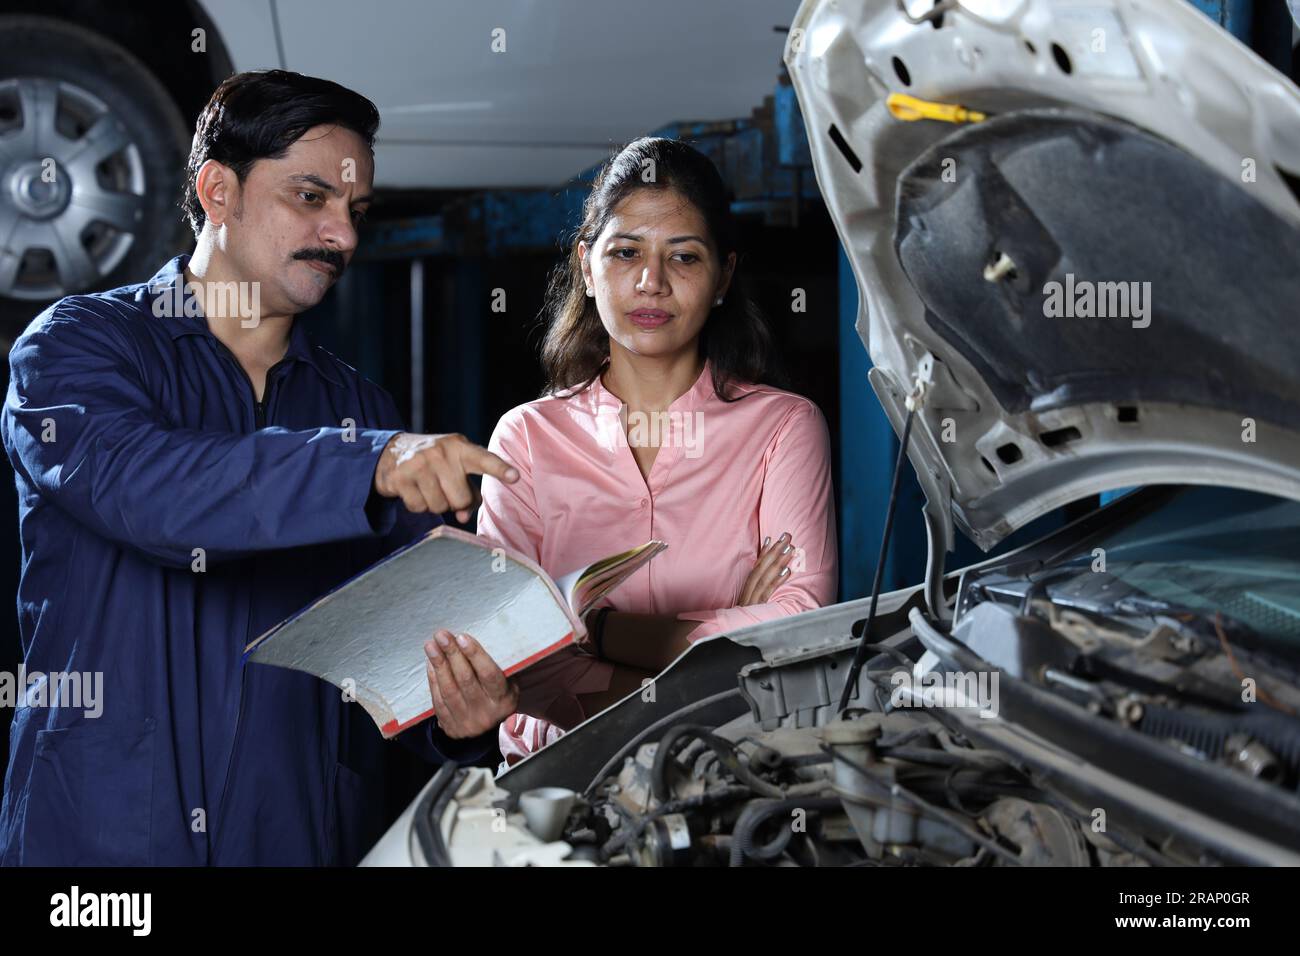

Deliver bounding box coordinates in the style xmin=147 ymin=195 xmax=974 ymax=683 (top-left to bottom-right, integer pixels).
xmin=477 ymin=361 xmax=837 ymax=763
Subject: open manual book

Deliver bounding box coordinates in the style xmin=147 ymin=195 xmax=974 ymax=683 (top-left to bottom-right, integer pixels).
xmin=243 ymin=527 xmax=667 ymax=737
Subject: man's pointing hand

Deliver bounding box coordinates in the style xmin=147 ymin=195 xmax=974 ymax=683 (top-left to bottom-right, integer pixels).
xmin=373 ymin=432 xmax=519 ymax=523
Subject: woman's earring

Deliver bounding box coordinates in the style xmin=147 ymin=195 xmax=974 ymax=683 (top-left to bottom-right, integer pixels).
xmin=586 ymin=288 xmax=595 ymax=297
xmin=714 ymin=296 xmax=724 ymax=306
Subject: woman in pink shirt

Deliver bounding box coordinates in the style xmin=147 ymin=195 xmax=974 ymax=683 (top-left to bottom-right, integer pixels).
xmin=478 ymin=137 xmax=837 ymax=764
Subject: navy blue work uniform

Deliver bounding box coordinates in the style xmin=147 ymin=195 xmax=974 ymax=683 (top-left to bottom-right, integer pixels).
xmin=0 ymin=255 xmax=491 ymax=865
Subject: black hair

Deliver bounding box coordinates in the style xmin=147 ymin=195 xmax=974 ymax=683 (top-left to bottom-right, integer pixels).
xmin=182 ymin=69 xmax=380 ymax=236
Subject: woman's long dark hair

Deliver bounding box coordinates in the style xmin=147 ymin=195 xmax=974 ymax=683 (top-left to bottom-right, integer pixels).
xmin=539 ymin=137 xmax=785 ymax=401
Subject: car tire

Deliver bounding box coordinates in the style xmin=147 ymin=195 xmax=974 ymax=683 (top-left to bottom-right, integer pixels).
xmin=0 ymin=15 xmax=192 ymax=346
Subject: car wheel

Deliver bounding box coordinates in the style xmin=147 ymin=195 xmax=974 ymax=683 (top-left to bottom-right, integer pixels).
xmin=0 ymin=15 xmax=191 ymax=346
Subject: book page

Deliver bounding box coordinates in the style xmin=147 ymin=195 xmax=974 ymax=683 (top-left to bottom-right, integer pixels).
xmin=557 ymin=540 xmax=668 ymax=617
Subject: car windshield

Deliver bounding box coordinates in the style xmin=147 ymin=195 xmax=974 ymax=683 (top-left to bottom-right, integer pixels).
xmin=1053 ymin=487 xmax=1300 ymax=660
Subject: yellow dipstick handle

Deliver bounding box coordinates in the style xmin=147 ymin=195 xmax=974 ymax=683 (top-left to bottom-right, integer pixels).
xmin=887 ymin=93 xmax=987 ymax=124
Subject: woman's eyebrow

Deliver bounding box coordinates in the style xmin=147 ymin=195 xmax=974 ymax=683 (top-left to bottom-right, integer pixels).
xmin=609 ymin=232 xmax=706 ymax=244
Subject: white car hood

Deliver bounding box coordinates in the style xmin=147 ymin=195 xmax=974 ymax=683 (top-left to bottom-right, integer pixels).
xmin=786 ymin=0 xmax=1300 ymax=559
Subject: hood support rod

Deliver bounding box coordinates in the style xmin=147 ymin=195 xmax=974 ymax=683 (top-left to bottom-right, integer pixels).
xmin=838 ymin=398 xmax=918 ymax=712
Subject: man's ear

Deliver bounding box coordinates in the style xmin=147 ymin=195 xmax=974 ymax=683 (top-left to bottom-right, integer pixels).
xmin=194 ymin=159 xmax=238 ymax=227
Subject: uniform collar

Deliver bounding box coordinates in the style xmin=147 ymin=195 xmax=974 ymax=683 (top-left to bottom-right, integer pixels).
xmin=142 ymin=254 xmax=345 ymax=387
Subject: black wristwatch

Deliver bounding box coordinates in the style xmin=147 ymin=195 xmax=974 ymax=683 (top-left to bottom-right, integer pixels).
xmin=588 ymin=606 xmax=612 ymax=660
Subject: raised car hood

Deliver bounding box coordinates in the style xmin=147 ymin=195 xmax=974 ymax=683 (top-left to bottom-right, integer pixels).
xmin=786 ymin=0 xmax=1300 ymax=563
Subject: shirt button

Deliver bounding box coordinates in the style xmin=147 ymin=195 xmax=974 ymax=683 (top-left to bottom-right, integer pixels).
xmin=639 ymin=498 xmax=648 ymax=508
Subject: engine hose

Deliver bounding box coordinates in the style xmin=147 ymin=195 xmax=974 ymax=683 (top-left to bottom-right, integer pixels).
xmin=652 ymin=723 xmax=784 ymax=802
xmin=1136 ymin=703 xmax=1300 ymax=782
xmin=729 ymin=796 xmax=843 ymax=867
xmin=583 ymin=688 xmax=745 ymax=798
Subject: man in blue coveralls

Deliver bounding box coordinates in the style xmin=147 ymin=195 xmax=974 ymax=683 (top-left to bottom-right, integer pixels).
xmin=0 ymin=70 xmax=520 ymax=865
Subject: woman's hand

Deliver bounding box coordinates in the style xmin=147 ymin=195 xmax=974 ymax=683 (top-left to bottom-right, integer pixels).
xmin=425 ymin=629 xmax=519 ymax=738
xmin=738 ymin=532 xmax=797 ymax=606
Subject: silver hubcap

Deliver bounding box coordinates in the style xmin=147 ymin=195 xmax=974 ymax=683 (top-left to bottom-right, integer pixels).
xmin=0 ymin=77 xmax=146 ymax=301
xmin=9 ymin=158 xmax=72 ymax=218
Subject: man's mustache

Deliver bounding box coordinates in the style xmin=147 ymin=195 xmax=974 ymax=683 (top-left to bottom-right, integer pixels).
xmin=292 ymin=248 xmax=345 ymax=278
